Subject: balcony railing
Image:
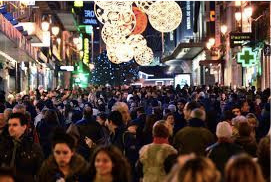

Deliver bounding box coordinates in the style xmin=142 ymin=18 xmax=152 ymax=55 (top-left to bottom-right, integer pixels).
xmin=0 ymin=14 xmax=37 ymax=61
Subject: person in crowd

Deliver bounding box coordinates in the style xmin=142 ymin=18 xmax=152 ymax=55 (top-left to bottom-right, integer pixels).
xmin=68 ymin=105 xmax=105 ymax=160
xmin=169 ymin=157 xmax=221 ymax=182
xmin=240 ymin=100 xmax=250 ymax=116
xmin=3 ymin=108 xmax=12 ymax=123
xmin=231 ymin=104 xmax=242 ymax=117
xmin=106 ymin=111 xmax=137 ymax=168
xmin=138 ymin=122 xmax=177 ymax=182
xmin=174 ymin=107 xmax=215 ymax=155
xmin=38 ymin=129 xmax=88 ymax=182
xmin=225 ymin=154 xmax=265 ymax=182
xmin=174 ymin=98 xmax=187 ymax=135
xmin=0 ymin=167 xmax=16 ymax=182
xmin=246 ymin=113 xmax=259 ymax=140
xmin=257 ymin=135 xmax=270 ymax=182
xmin=231 ymin=115 xmax=248 ymax=137
xmin=141 ymin=114 xmax=159 ymax=146
xmin=36 ymin=109 xmax=60 ymax=158
xmin=0 ymin=113 xmax=44 ymax=182
xmin=34 ymin=101 xmax=45 ymax=127
xmin=12 ymin=104 xmax=26 ymax=114
xmin=206 ymin=121 xmax=243 ymax=174
xmin=112 ymin=102 xmax=131 ymax=126
xmin=0 ymin=113 xmax=5 ymax=134
xmin=234 ymin=121 xmax=257 ymax=157
xmin=88 ymin=145 xmax=131 ymax=182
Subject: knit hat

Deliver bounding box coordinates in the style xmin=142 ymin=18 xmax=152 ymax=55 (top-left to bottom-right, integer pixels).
xmin=216 ymin=121 xmax=232 ymax=138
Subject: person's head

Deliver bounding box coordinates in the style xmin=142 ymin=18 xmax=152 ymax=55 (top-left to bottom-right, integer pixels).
xmin=3 ymin=108 xmax=12 ymax=123
xmin=89 ymin=145 xmax=131 ymax=181
xmin=152 ymin=122 xmax=170 ymax=138
xmin=112 ymin=102 xmax=131 ymax=125
xmin=96 ymin=112 xmax=107 ymax=126
xmin=241 ymin=100 xmax=250 ymax=113
xmin=22 ymin=94 xmax=30 ymax=103
xmin=8 ymin=113 xmax=28 ymax=140
xmin=83 ymin=106 xmax=93 ymax=120
xmin=136 ymin=106 xmax=145 ymax=117
xmin=231 ymin=105 xmax=241 ymax=117
xmin=0 ymin=113 xmax=5 ymax=129
xmin=246 ymin=113 xmax=259 ymax=129
xmin=35 ymin=101 xmax=45 ymax=113
xmin=184 ymin=101 xmax=201 ymax=120
xmin=231 ymin=115 xmax=247 ymax=127
xmin=165 ymin=112 xmax=175 ymax=126
xmin=216 ymin=121 xmax=233 ymax=139
xmin=44 ymin=109 xmax=59 ymax=125
xmin=168 ymin=104 xmax=176 ymax=113
xmin=0 ymin=167 xmax=15 ymax=182
xmin=178 ymin=157 xmax=221 ymax=182
xmin=257 ymin=136 xmax=270 ymax=180
xmin=225 ymin=154 xmax=265 ymax=182
xmin=177 ymin=98 xmax=187 ymax=112
xmin=190 ymin=108 xmax=206 ymax=121
xmin=12 ymin=104 xmax=26 ymax=114
xmin=107 ymin=111 xmax=123 ymax=132
xmin=238 ymin=121 xmax=252 ymax=137
xmin=51 ymin=129 xmax=76 ymax=168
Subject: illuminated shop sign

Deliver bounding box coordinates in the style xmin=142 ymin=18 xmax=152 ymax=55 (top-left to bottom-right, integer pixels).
xmin=83 ymin=38 xmax=89 ymax=65
xmin=230 ymin=32 xmax=252 ymax=48
xmin=237 ymin=47 xmax=257 ymax=67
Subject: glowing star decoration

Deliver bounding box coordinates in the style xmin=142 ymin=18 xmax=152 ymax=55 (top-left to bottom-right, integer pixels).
xmin=134 ymin=46 xmax=154 ymax=66
xmin=95 ymin=1 xmax=132 ymax=11
xmin=74 ymin=1 xmax=83 ymax=7
xmin=132 ymin=7 xmax=148 ymax=34
xmin=237 ymin=47 xmax=257 ymax=68
xmin=148 ymin=1 xmax=182 ymax=32
xmin=135 ymin=1 xmax=155 ymax=15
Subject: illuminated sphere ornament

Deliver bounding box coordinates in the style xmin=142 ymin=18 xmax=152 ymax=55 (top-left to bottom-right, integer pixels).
xmin=134 ymin=46 xmax=154 ymax=66
xmin=106 ymin=46 xmax=123 ymax=64
xmin=148 ymin=1 xmax=182 ymax=32
xmin=101 ymin=23 xmax=127 ymax=45
xmin=135 ymin=1 xmax=155 ymax=15
xmin=115 ymin=43 xmax=134 ymax=62
xmin=95 ymin=1 xmax=132 ymax=11
xmin=127 ymin=34 xmax=147 ymax=49
xmin=132 ymin=7 xmax=148 ymax=34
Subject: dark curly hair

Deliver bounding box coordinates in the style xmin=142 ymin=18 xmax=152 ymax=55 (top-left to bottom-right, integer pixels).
xmin=89 ymin=145 xmax=131 ymax=182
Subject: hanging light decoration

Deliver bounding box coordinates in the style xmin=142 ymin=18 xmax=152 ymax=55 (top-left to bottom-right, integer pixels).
xmin=148 ymin=1 xmax=182 ymax=32
xmin=131 ymin=7 xmax=148 ymax=34
xmin=135 ymin=1 xmax=155 ymax=15
xmin=134 ymin=46 xmax=154 ymax=66
xmin=95 ymin=1 xmax=182 ymax=66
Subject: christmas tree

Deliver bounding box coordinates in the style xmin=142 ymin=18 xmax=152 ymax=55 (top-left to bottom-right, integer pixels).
xmin=91 ymin=51 xmax=139 ymax=86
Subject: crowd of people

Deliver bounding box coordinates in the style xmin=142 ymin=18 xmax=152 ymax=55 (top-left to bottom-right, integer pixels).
xmin=0 ymin=84 xmax=270 ymax=182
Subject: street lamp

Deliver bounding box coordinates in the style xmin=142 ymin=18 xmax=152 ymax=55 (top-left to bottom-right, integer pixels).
xmin=51 ymin=26 xmax=60 ymax=36
xmin=244 ymin=6 xmax=253 ymax=19
xmin=221 ymin=25 xmax=228 ymax=35
xmin=41 ymin=21 xmax=50 ymax=31
xmin=235 ymin=12 xmax=242 ymax=22
xmin=209 ymin=38 xmax=215 ymax=47
xmin=73 ymin=37 xmax=79 ymax=45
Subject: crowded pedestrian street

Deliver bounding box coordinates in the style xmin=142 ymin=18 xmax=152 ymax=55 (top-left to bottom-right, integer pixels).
xmin=0 ymin=1 xmax=270 ymax=182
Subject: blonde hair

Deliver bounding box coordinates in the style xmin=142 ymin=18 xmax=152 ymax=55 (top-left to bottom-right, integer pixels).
xmin=225 ymin=154 xmax=265 ymax=182
xmin=112 ymin=102 xmax=131 ymax=124
xmin=178 ymin=157 xmax=221 ymax=182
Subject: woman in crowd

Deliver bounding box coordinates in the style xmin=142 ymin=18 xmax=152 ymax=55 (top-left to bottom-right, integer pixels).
xmin=88 ymin=145 xmax=131 ymax=182
xmin=225 ymin=154 xmax=265 ymax=182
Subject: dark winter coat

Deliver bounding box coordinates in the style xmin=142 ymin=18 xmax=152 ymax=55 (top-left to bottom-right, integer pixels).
xmin=173 ymin=118 xmax=215 ymax=155
xmin=234 ymin=136 xmax=258 ymax=157
xmin=206 ymin=141 xmax=243 ymax=174
xmin=0 ymin=134 xmax=44 ymax=182
xmin=38 ymin=153 xmax=89 ymax=182
xmin=36 ymin=119 xmax=60 ymax=158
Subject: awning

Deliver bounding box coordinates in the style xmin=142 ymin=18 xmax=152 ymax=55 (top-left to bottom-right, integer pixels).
xmin=162 ymin=42 xmax=205 ymax=63
xmin=56 ymin=12 xmax=77 ymax=31
xmin=0 ymin=32 xmax=35 ymax=63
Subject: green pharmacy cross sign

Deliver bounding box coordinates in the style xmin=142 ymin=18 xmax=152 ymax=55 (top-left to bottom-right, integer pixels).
xmin=237 ymin=47 xmax=257 ymax=68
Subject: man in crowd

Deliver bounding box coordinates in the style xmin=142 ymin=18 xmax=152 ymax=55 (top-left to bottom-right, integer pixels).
xmin=0 ymin=113 xmax=43 ymax=182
